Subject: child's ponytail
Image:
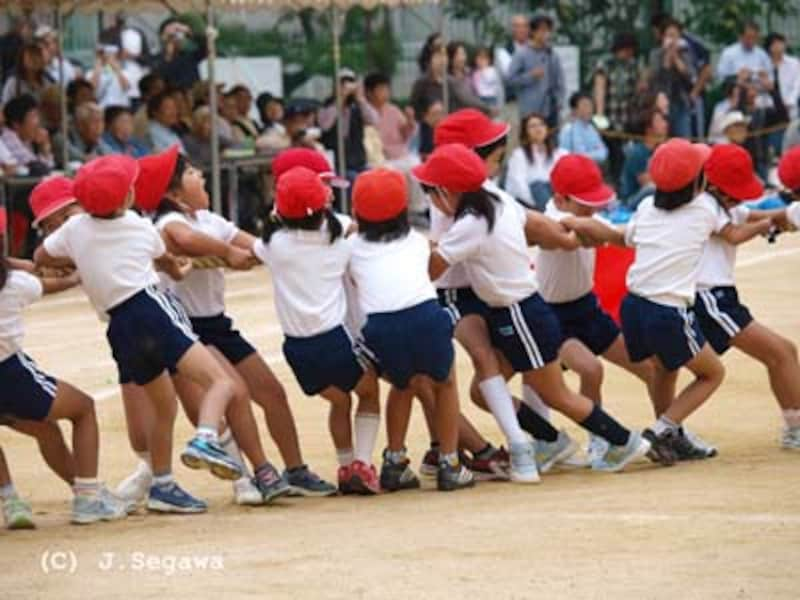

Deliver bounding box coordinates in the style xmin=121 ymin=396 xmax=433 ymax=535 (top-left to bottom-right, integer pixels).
xmin=262 ymin=212 xmax=287 ymax=244
xmin=262 ymin=208 xmax=341 ymax=245
xmin=324 ymin=209 xmax=343 ymax=244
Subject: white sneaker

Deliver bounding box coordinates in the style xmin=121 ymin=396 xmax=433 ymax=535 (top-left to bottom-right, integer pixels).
xmin=781 ymin=426 xmax=800 ymax=450
xmin=561 ymin=435 xmax=608 ymax=468
xmin=115 ymin=461 xmax=153 ymax=505
xmin=535 ymin=431 xmax=579 ymax=473
xmin=509 ymin=441 xmax=541 ymax=483
xmin=592 ymin=431 xmax=651 ymax=473
xmin=233 ymin=477 xmax=264 ymax=506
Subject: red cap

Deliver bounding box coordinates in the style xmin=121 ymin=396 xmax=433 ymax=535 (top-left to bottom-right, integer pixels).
xmin=412 ymin=143 xmax=488 ymax=193
xmin=272 ymin=148 xmax=349 ymax=188
xmin=0 ymin=206 xmax=6 ymax=234
xmin=29 ymin=175 xmax=77 ymax=227
xmin=73 ymin=155 xmax=139 ymax=217
xmin=275 ymin=166 xmax=331 ymax=219
xmin=648 ymin=138 xmax=711 ymax=192
xmin=550 ymin=154 xmax=615 ymax=206
xmin=434 ymin=109 xmax=510 ymax=149
xmin=353 ymin=168 xmax=407 ymax=222
xmin=134 ymin=145 xmax=180 ymax=212
xmin=704 ymin=144 xmax=764 ymax=202
xmin=778 ymin=145 xmax=800 ymax=191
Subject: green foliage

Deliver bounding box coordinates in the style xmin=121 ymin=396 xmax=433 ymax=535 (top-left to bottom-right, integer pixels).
xmin=683 ymin=0 xmax=798 ymax=47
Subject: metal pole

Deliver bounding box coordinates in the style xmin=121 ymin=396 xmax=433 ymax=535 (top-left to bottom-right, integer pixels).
xmin=206 ymin=0 xmax=222 ymax=216
xmin=332 ymin=5 xmax=347 ymax=209
xmin=439 ymin=0 xmax=449 ymax=113
xmin=57 ymin=1 xmax=69 ymax=170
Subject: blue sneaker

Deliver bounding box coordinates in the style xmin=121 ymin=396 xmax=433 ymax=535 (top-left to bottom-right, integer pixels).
xmin=147 ymin=482 xmax=207 ymax=514
xmin=253 ymin=463 xmax=292 ymax=503
xmin=284 ymin=466 xmax=338 ymax=498
xmin=181 ymin=436 xmax=243 ymax=481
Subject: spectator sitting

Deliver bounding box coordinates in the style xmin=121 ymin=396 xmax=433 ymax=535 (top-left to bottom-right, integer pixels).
xmin=619 ymin=107 xmax=668 ymax=207
xmin=471 ymin=47 xmax=504 ymax=108
xmin=34 ymin=25 xmax=78 ymax=86
xmin=708 ymin=79 xmax=750 ymax=143
xmin=272 ymin=99 xmax=323 ymax=152
xmin=1 ymin=43 xmax=54 ymax=104
xmin=169 ymin=88 xmax=193 ymax=137
xmin=0 ymin=94 xmax=54 ymax=173
xmin=53 ymin=101 xmax=104 ymax=166
xmin=718 ymin=111 xmax=749 ymax=146
xmin=648 ymin=18 xmax=695 ymax=138
xmin=0 ymin=17 xmax=34 ymax=87
xmin=0 ymin=135 xmax=17 ymax=175
xmin=256 ymin=92 xmax=284 ymax=134
xmin=182 ymin=105 xmax=231 ymax=165
xmin=505 ymin=111 xmax=568 ymax=210
xmin=133 ymin=73 xmax=165 ymax=138
xmin=229 ymin=84 xmax=260 ymax=140
xmin=38 ymin=84 xmax=63 ymax=136
xmin=414 ymin=96 xmax=445 ymax=160
xmin=219 ymin=91 xmax=245 ymax=145
xmin=146 ymin=91 xmax=185 ymax=152
xmin=558 ymin=92 xmax=608 ymax=165
xmin=66 ymin=79 xmax=95 ymax=116
xmin=98 ymin=105 xmax=149 ymax=158
xmin=152 ymin=18 xmax=207 ymax=91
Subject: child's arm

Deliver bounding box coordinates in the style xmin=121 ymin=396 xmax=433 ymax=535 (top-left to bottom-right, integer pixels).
xmin=524 ymin=211 xmax=581 ymax=250
xmin=717 ymin=218 xmax=773 ymax=245
xmin=39 ymin=271 xmax=81 ymax=295
xmin=6 ymin=258 xmax=36 ymax=273
xmin=561 ymin=216 xmax=627 ymax=247
xmin=33 ymin=245 xmax=75 ymax=270
xmin=154 ymin=253 xmax=193 ymax=281
xmin=162 ymin=221 xmax=256 ymax=270
xmin=428 ymin=249 xmax=451 ymax=281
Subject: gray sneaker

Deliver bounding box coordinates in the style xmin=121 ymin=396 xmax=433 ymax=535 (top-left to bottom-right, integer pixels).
xmin=72 ymin=493 xmax=128 ymax=525
xmin=680 ymin=428 xmax=718 ymax=459
xmin=284 ymin=466 xmax=338 ymax=497
xmin=509 ymin=441 xmax=540 ymax=483
xmin=253 ymin=463 xmax=292 ymax=503
xmin=591 ymin=431 xmax=651 ymax=473
xmin=781 ymin=426 xmax=800 ymax=450
xmin=380 ymin=450 xmax=421 ymax=492
xmin=535 ymin=431 xmax=579 ymax=473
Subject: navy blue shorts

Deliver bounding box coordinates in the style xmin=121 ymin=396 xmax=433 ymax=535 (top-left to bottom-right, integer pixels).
xmin=107 ymin=287 xmax=198 ymax=386
xmin=190 ymin=314 xmax=256 ymax=366
xmin=549 ymin=292 xmax=620 ymax=356
xmin=487 ymin=293 xmax=563 ymax=373
xmin=695 ymin=287 xmax=753 ymax=354
xmin=437 ymin=287 xmax=489 ymax=325
xmin=0 ymin=353 xmax=57 ymax=422
xmin=620 ymin=293 xmax=705 ymax=371
xmin=283 ymin=325 xmax=365 ymax=396
xmin=362 ymin=300 xmax=454 ymax=390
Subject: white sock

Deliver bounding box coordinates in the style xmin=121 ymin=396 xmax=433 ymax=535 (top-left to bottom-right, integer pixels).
xmin=152 ymin=472 xmax=174 ymax=488
xmin=354 ymin=413 xmax=380 ymax=464
xmin=479 ymin=376 xmax=529 ymax=445
xmin=196 ymin=426 xmax=218 ymax=443
xmin=135 ymin=451 xmax=151 ymax=469
xmin=652 ymin=416 xmax=679 ymax=436
xmin=783 ymin=409 xmax=800 ymax=429
xmin=522 ymin=384 xmax=551 ymax=420
xmin=0 ymin=483 xmax=17 ymax=500
xmin=219 ymin=429 xmax=248 ymax=473
xmin=336 ymin=448 xmax=354 ymax=467
xmin=73 ymin=477 xmax=99 ymax=498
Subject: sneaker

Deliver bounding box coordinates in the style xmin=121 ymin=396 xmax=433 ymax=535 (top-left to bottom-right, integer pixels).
xmin=253 ymin=463 xmax=292 ymax=503
xmin=437 ymin=461 xmax=475 ymax=491
xmin=419 ymin=446 xmax=439 ymax=478
xmin=99 ymin=485 xmax=137 ymax=515
xmin=284 ymin=466 xmax=338 ymax=498
xmin=469 ymin=446 xmax=510 ymax=481
xmin=3 ymin=496 xmax=35 ymax=530
xmin=115 ymin=460 xmax=152 ymax=506
xmin=380 ymin=451 xmax=421 ymax=492
xmin=535 ymin=431 xmax=579 ymax=474
xmin=591 ymin=431 xmax=651 ymax=473
xmin=668 ymin=428 xmax=716 ymax=461
xmin=509 ymin=441 xmax=540 ymax=483
xmin=348 ymin=460 xmax=381 ymax=495
xmin=781 ymin=426 xmax=800 ymax=450
xmin=233 ymin=477 xmax=264 ymax=506
xmin=147 ymin=482 xmax=207 ymax=514
xmin=337 ymin=465 xmax=353 ymax=494
xmin=72 ymin=493 xmax=128 ymax=524
xmin=181 ymin=436 xmax=243 ymax=481
xmin=562 ymin=435 xmax=609 ymax=468
xmin=642 ymin=428 xmax=679 ymax=466
xmin=681 ymin=428 xmax=718 ymax=458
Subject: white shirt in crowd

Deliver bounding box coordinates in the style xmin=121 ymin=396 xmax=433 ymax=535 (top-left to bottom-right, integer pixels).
xmin=44 ymin=211 xmax=164 ymax=316
xmin=625 ymin=193 xmax=730 ymax=307
xmin=504 ymin=146 xmax=568 ymax=207
xmin=46 ymin=57 xmax=78 ymax=86
xmin=0 ymin=271 xmax=43 ymax=362
xmin=696 ymin=204 xmax=751 ymax=290
xmin=88 ymin=64 xmax=132 ymax=108
xmin=774 ymin=54 xmax=800 ymax=120
xmin=472 ymin=66 xmax=504 ymax=101
xmin=253 ymin=214 xmax=352 ymax=338
xmin=156 ymin=210 xmax=237 ymax=318
xmin=437 ymin=181 xmax=538 ymax=308
xmin=429 ymin=204 xmax=471 ymax=289
xmin=347 ymin=229 xmax=436 ymax=316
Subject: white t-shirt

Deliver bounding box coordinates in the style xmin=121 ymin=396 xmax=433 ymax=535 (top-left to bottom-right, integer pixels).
xmin=437 ymin=183 xmax=538 ymax=308
xmin=254 ymin=214 xmax=352 ymax=338
xmin=156 ymin=210 xmax=238 ymax=318
xmin=429 ymin=204 xmax=471 ymax=289
xmin=89 ymin=66 xmax=131 ymax=108
xmin=535 ymin=200 xmax=599 ymax=304
xmin=625 ymin=193 xmax=730 ymax=307
xmin=504 ymin=146 xmax=568 ymax=207
xmin=788 ymin=203 xmax=800 ymax=229
xmin=44 ymin=211 xmax=164 ymax=316
xmin=0 ymin=271 xmax=43 ymax=362
xmin=347 ymin=229 xmax=436 ymax=316
xmin=697 ymin=204 xmax=750 ymax=289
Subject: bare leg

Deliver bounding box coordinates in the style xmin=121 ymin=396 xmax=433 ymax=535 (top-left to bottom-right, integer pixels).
xmin=319 ymin=387 xmax=354 ymax=453
xmin=140 ymin=372 xmax=178 ymax=476
xmin=386 ymin=386 xmax=414 ymax=452
xmin=175 ymin=342 xmax=236 ymax=430
xmin=10 ymin=420 xmax=74 ymax=485
xmin=121 ymin=383 xmax=154 ymax=456
xmin=416 ymin=370 xmax=460 ymax=456
xmin=45 ymin=381 xmax=99 ymax=479
xmin=602 ymin=336 xmax=661 ymax=414
xmin=661 ymin=345 xmax=725 ymax=424
xmin=560 ymin=339 xmax=604 ymax=405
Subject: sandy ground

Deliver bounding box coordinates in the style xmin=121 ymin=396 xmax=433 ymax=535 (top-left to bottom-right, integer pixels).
xmin=2 ymin=235 xmax=799 ymax=600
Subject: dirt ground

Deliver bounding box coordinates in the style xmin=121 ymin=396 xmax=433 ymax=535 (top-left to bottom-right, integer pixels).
xmin=2 ymin=235 xmax=799 ymax=600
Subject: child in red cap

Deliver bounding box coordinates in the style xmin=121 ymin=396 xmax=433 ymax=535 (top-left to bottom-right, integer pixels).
xmin=694 ymin=144 xmax=800 ymax=450
xmin=349 ymin=167 xmax=475 ymax=492
xmin=420 ymin=143 xmax=658 ymax=473
xmin=34 ymin=154 xmax=246 ymax=515
xmin=778 ymin=146 xmax=800 ymax=231
xmin=253 ymin=166 xmax=383 ymax=495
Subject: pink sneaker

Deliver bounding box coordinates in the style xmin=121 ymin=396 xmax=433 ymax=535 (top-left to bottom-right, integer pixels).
xmin=349 ymin=460 xmax=382 ymax=495
xmin=337 ymin=465 xmax=353 ymax=495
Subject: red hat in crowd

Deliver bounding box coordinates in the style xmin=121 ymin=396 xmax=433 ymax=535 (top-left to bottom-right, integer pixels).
xmin=353 ymin=168 xmax=407 ymax=222
xmin=648 ymin=138 xmax=711 ymax=192
xmin=73 ymin=155 xmax=139 ymax=217
xmin=704 ymin=144 xmax=764 ymax=202
xmin=29 ymin=175 xmax=77 ymax=227
xmin=434 ymin=109 xmax=510 ymax=149
xmin=778 ymin=145 xmax=800 ymax=191
xmin=134 ymin=145 xmax=180 ymax=212
xmin=0 ymin=206 xmax=6 ymax=234
xmin=550 ymin=154 xmax=615 ymax=206
xmin=412 ymin=143 xmax=488 ymax=193
xmin=275 ymin=166 xmax=331 ymax=219
xmin=272 ymin=148 xmax=349 ymax=188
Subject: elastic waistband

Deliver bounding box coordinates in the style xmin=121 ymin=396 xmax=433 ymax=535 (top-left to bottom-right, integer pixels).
xmin=107 ymin=287 xmax=155 ymax=316
xmin=368 ymin=299 xmax=439 ymax=319
xmin=628 ymin=292 xmax=691 ymax=310
xmin=548 ymin=291 xmax=596 ymax=309
xmin=188 ymin=313 xmax=226 ymax=323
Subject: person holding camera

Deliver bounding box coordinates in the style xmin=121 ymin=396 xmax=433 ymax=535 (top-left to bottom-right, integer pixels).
xmin=88 ymin=44 xmax=131 ymax=109
xmin=153 ymin=19 xmax=207 ymax=92
xmin=648 ymin=18 xmax=696 ymax=138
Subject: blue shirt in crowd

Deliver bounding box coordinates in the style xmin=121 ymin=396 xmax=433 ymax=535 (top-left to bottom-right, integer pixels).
xmin=558 ymin=119 xmax=608 ymax=164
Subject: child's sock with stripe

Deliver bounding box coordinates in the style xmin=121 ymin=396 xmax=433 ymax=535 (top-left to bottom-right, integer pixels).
xmin=337 ymin=448 xmax=354 ymax=467
xmin=580 ymin=406 xmax=630 ymax=447
xmin=152 ymin=472 xmax=174 ymax=489
xmin=783 ymin=409 xmax=800 ymax=429
xmin=652 ymin=415 xmax=680 ymax=436
xmin=73 ymin=477 xmax=100 ymax=498
xmin=196 ymin=426 xmax=218 ymax=443
xmin=479 ymin=376 xmax=529 ymax=445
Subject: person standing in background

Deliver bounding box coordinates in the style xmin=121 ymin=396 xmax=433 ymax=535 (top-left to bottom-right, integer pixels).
xmin=153 ymin=19 xmax=207 ymax=92
xmin=765 ymin=33 xmax=800 ymax=154
xmin=648 ymin=18 xmax=696 ymax=139
xmin=495 ymin=15 xmax=531 ymax=80
xmin=472 ymin=47 xmax=504 ymax=109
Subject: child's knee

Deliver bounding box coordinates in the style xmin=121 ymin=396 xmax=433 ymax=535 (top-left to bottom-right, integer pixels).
xmin=580 ymin=359 xmax=604 ymax=389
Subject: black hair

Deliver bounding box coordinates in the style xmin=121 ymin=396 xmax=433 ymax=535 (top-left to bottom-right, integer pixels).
xmin=417 ymin=33 xmax=443 ymax=73
xmin=611 ymin=32 xmax=638 ymax=54
xmin=446 ymin=41 xmax=468 ymax=75
xmin=569 ymin=91 xmax=592 ymax=110
xmin=658 ymin=17 xmax=682 ymax=35
xmin=741 ymin=20 xmax=760 ymax=34
xmin=364 ymin=72 xmax=390 ymax=93
xmin=519 ymin=112 xmax=555 ymax=162
xmin=65 ymin=79 xmax=94 ymax=114
xmin=3 ymin=94 xmax=38 ymax=127
xmin=139 ymin=73 xmax=164 ymax=99
xmin=473 ymin=46 xmax=493 ymax=65
xmin=764 ymin=32 xmax=786 ymax=52
xmin=457 ymin=188 xmax=500 ymax=231
xmin=0 ymin=257 xmax=7 ymax=293
xmin=530 ymin=14 xmax=554 ymax=32
xmin=104 ymin=104 xmax=132 ymax=127
xmin=654 ymin=173 xmax=704 ymax=211
xmin=262 ymin=209 xmax=343 ymax=245
xmin=256 ymin=92 xmax=282 ymax=114
xmin=474 ymin=135 xmax=507 ymax=160
xmin=147 ymin=92 xmax=173 ymax=119
xmin=357 ymin=211 xmax=410 ymax=243
xmin=650 ymin=12 xmax=669 ymax=30
xmin=153 ymin=153 xmax=190 ymax=220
